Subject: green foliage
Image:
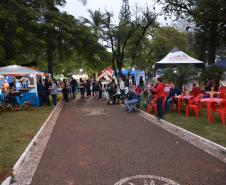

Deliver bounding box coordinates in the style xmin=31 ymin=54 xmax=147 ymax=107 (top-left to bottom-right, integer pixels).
xmin=158 ymin=0 xmax=226 ymax=64
xmin=0 ymin=0 xmax=110 ymax=75
xmin=199 ymin=66 xmax=225 ymax=85
xmin=130 ymin=26 xmax=187 ymax=75
xmin=162 ymin=64 xmax=199 ymax=89
xmin=165 ymin=110 xmax=226 ymax=147
xmin=150 ymin=26 xmax=187 ymax=62
xmin=81 ymin=9 xmax=105 ymax=40
xmin=0 ymin=106 xmax=53 ymax=182
xmin=102 ymin=1 xmax=157 ymax=76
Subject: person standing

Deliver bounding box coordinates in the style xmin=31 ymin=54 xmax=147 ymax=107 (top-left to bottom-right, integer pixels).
xmin=70 ymin=78 xmax=78 ymax=99
xmin=92 ymin=80 xmax=96 ymax=96
xmin=139 ymin=76 xmax=144 ymax=89
xmin=3 ymin=80 xmax=9 ymax=93
xmin=49 ymin=79 xmax=58 ymax=106
xmin=153 ymin=78 xmax=165 ymax=119
xmin=119 ymin=78 xmax=125 ymax=98
xmin=86 ymin=79 xmax=91 ymax=96
xmin=62 ymin=79 xmax=69 ymax=103
xmin=44 ymin=79 xmax=51 ymax=106
xmin=79 ymin=78 xmax=85 ymax=99
xmin=108 ymin=81 xmax=117 ymax=104
xmin=98 ymin=81 xmax=103 ymax=100
xmin=37 ymin=78 xmax=45 ymax=106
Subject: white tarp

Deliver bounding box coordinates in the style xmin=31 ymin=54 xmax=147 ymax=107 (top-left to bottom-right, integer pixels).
xmin=0 ymin=65 xmax=44 ymax=96
xmin=156 ymin=49 xmax=204 ymax=64
xmin=0 ymin=65 xmax=43 ymax=75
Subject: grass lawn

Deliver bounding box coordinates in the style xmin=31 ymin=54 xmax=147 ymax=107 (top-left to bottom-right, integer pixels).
xmin=164 ymin=109 xmax=226 ymax=147
xmin=140 ymin=98 xmax=226 ymax=148
xmin=0 ymin=106 xmax=53 ymax=182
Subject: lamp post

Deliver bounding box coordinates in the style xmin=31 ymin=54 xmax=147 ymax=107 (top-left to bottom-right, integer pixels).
xmin=185 ymin=26 xmax=191 ymax=50
xmin=173 ymin=70 xmax=177 ymax=85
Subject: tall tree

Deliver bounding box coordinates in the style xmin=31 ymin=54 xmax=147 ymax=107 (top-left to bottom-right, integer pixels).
xmin=103 ymin=0 xmax=157 ymax=76
xmin=157 ymin=0 xmax=226 ymax=64
xmin=81 ymin=9 xmax=105 ymax=41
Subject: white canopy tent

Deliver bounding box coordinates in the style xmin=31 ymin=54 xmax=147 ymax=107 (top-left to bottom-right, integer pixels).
xmin=0 ymin=65 xmax=44 ymax=96
xmin=156 ymin=47 xmax=204 ymax=67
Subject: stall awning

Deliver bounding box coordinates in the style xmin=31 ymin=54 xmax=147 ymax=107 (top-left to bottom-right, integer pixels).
xmin=0 ymin=65 xmax=44 ymax=76
xmin=156 ymin=47 xmax=204 ymax=68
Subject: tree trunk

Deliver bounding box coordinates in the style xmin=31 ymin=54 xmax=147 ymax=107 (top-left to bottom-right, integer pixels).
xmin=207 ymin=24 xmax=218 ymax=64
xmin=112 ymin=55 xmax=117 ymax=76
xmin=47 ymin=45 xmax=54 ymax=75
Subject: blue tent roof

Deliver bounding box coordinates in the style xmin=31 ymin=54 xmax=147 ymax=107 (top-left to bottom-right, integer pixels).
xmin=212 ymin=58 xmax=226 ymax=68
xmin=121 ymin=69 xmax=145 ymax=76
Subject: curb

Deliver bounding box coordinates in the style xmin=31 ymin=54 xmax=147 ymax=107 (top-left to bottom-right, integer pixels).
xmin=138 ymin=109 xmax=226 ymax=163
xmin=1 ymin=177 xmax=12 ymax=185
xmin=1 ymin=100 xmax=63 ymax=185
xmin=13 ymin=100 xmax=63 ymax=175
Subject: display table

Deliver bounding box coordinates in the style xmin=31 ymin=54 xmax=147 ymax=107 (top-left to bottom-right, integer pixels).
xmin=20 ymin=91 xmax=39 ymax=107
xmin=0 ymin=90 xmax=39 ymax=107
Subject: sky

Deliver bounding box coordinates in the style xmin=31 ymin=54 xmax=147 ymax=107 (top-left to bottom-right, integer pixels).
xmin=60 ymin=0 xmax=169 ymax=25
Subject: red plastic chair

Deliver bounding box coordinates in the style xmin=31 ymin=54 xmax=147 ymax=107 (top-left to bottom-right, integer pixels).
xmin=147 ymin=96 xmax=157 ymax=114
xmin=147 ymin=96 xmax=166 ymax=114
xmin=186 ymin=94 xmax=203 ymax=119
xmin=212 ymin=100 xmax=226 ymax=125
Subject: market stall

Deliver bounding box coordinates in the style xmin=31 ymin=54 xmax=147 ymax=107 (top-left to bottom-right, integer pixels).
xmin=0 ymin=65 xmax=44 ymax=107
xmin=155 ymin=47 xmax=205 ymax=68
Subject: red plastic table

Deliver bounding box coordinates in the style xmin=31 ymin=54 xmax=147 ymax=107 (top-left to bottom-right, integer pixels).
xmin=200 ymin=98 xmax=224 ymax=123
xmin=174 ymin=95 xmax=193 ymax=115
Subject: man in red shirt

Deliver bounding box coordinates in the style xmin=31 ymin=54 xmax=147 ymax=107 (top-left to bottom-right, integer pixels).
xmin=153 ymin=78 xmax=165 ymax=119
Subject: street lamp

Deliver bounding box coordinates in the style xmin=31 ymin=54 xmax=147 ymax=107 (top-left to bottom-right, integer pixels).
xmin=185 ymin=26 xmax=191 ymax=50
xmin=79 ymin=68 xmax=83 ymax=73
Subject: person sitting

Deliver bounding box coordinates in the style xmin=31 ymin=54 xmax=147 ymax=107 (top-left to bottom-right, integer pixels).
xmin=124 ymin=86 xmax=139 ymax=112
xmin=165 ymin=84 xmax=182 ymax=113
xmin=191 ymin=83 xmax=201 ymax=97
xmin=135 ymin=85 xmax=142 ymax=96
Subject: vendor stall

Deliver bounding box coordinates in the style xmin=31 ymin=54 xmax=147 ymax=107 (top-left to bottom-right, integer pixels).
xmin=155 ymin=47 xmax=205 ymax=68
xmin=0 ymin=65 xmax=44 ymax=107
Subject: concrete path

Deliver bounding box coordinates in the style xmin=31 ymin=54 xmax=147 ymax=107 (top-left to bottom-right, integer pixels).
xmin=31 ymin=97 xmax=226 ymax=185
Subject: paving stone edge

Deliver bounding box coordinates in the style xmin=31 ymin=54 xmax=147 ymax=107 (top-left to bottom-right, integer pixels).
xmin=138 ymin=109 xmax=226 ymax=163
xmin=1 ymin=100 xmax=63 ymax=185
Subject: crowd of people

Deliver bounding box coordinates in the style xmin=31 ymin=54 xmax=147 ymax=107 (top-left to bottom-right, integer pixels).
xmin=2 ymin=72 xmax=223 ymax=120
xmin=142 ymin=78 xmax=226 ymax=119
xmin=50 ymin=75 xmax=144 ymax=113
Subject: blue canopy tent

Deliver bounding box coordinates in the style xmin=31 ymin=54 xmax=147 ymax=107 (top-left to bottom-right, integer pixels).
xmin=211 ymin=58 xmax=226 ymax=68
xmin=120 ymin=69 xmax=145 ymax=86
xmin=0 ymin=65 xmax=44 ymax=106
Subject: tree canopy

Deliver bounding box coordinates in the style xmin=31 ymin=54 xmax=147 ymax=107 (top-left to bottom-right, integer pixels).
xmin=157 ymin=0 xmax=226 ymax=64
xmin=0 ymin=0 xmax=110 ymax=75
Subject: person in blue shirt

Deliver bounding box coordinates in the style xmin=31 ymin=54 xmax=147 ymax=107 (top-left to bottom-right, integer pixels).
xmin=165 ymin=84 xmax=182 ymax=113
xmin=124 ymin=85 xmax=139 ymax=112
xmin=14 ymin=79 xmax=21 ymax=91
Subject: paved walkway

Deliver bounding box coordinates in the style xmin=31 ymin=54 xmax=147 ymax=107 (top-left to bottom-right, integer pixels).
xmin=31 ymin=97 xmax=226 ymax=185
